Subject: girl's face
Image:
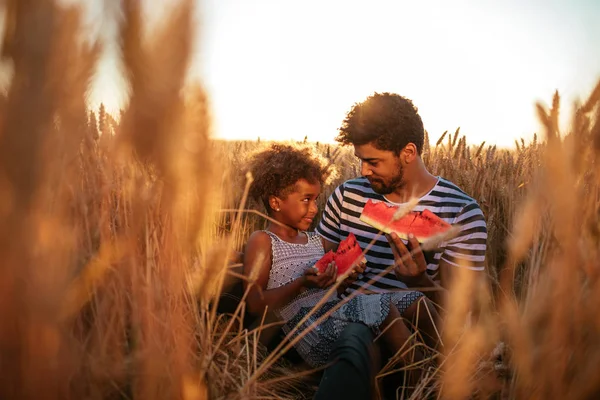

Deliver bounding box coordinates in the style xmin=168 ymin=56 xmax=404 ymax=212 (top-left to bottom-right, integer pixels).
xmin=272 ymin=179 xmax=321 ymax=231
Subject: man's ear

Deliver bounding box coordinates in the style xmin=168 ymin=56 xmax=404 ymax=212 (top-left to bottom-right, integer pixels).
xmin=403 ymin=143 xmax=418 ymax=163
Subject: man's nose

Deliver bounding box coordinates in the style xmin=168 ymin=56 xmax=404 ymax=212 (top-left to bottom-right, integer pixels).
xmin=360 ymin=161 xmax=372 ymax=177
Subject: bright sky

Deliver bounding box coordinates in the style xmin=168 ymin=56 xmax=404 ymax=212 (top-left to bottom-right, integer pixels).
xmin=89 ymin=0 xmax=600 ymax=148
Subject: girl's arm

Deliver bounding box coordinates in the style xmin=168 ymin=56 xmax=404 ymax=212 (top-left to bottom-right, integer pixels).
xmin=242 ymin=231 xmax=304 ymax=315
xmin=243 ymin=231 xmax=337 ymax=316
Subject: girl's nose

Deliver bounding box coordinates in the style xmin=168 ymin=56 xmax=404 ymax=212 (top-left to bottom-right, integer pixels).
xmin=310 ymin=200 xmax=318 ymax=213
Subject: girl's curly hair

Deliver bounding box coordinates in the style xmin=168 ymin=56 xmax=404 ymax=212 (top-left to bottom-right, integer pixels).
xmin=336 ymin=92 xmax=425 ymax=155
xmin=244 ymin=143 xmax=334 ymax=212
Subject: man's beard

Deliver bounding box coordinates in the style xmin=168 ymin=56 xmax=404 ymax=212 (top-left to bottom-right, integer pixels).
xmin=369 ymin=166 xmax=404 ymax=195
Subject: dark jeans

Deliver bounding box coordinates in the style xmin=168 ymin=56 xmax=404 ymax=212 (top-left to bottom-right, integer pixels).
xmin=314 ymin=323 xmax=375 ymax=400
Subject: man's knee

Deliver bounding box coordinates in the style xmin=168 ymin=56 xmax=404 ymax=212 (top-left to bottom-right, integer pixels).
xmin=315 ymin=323 xmax=376 ymax=400
xmin=336 ymin=323 xmax=373 ymax=349
xmin=329 ymin=323 xmax=375 ymax=373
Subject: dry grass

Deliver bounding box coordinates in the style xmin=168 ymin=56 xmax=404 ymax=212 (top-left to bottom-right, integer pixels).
xmin=0 ymin=0 xmax=599 ymax=399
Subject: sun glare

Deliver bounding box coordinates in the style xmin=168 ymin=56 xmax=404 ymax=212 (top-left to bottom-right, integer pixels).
xmin=198 ymin=0 xmax=599 ymax=148
xmin=86 ymin=0 xmax=600 ymax=149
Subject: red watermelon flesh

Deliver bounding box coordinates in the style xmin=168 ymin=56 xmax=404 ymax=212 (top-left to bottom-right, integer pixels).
xmin=359 ymin=199 xmax=452 ymax=242
xmin=314 ymin=233 xmax=364 ymax=278
xmin=314 ymin=250 xmax=335 ymax=273
xmin=334 ymin=234 xmax=363 ymax=276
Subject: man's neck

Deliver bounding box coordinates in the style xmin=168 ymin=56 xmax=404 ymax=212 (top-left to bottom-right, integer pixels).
xmin=386 ymin=166 xmax=438 ymax=204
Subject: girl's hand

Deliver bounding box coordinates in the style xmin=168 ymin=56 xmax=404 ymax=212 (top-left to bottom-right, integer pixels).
xmin=337 ymin=256 xmax=367 ymax=296
xmin=302 ymin=262 xmax=337 ymax=289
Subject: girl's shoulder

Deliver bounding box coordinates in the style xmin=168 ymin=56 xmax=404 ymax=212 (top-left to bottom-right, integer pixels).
xmin=245 ymin=230 xmax=273 ymax=252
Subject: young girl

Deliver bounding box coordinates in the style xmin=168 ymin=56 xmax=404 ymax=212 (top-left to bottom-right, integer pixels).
xmin=242 ymin=143 xmax=439 ymax=381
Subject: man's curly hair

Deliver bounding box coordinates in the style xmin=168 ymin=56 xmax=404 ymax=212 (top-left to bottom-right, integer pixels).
xmin=244 ymin=143 xmax=334 ymax=212
xmin=336 ymin=92 xmax=425 ymax=155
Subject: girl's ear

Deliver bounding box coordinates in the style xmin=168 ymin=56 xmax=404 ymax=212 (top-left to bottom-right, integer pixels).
xmin=268 ymin=195 xmax=280 ymax=212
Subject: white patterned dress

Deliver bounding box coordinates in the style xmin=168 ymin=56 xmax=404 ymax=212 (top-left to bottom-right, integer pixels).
xmin=264 ymin=230 xmax=424 ymax=368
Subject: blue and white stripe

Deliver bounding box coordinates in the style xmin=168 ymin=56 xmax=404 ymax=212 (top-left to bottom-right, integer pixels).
xmin=316 ymin=176 xmax=487 ymax=293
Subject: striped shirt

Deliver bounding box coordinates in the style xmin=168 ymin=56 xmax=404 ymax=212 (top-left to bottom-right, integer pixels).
xmin=315 ymin=176 xmax=487 ymax=293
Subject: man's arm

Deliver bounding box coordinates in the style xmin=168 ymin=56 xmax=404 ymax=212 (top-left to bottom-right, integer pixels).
xmin=387 ymin=233 xmax=445 ymax=305
xmin=321 ymin=236 xmax=338 ymax=253
xmin=413 ymin=269 xmax=446 ymax=306
xmin=440 ymin=201 xmax=487 ymax=277
xmin=389 ymin=200 xmax=488 ymax=309
xmin=436 ymin=200 xmax=488 ymax=309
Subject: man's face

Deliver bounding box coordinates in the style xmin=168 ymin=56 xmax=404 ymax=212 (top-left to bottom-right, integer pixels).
xmin=354 ymin=143 xmax=404 ymax=195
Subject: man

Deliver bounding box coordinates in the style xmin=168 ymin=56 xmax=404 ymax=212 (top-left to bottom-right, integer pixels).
xmin=317 ymin=92 xmax=487 ymax=303
xmin=314 ymin=92 xmax=488 ymax=399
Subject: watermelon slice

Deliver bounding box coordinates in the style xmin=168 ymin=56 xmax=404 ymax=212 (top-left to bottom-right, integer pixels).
xmin=360 ymin=199 xmax=452 ymax=242
xmin=314 ymin=250 xmax=335 ymax=272
xmin=314 ymin=233 xmax=363 ymax=279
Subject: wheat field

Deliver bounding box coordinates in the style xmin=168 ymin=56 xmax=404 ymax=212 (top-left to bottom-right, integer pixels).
xmin=0 ymin=1 xmax=599 ymax=399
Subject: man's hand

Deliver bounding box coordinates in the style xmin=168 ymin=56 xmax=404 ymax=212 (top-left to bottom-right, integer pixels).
xmin=336 ymin=256 xmax=367 ymax=296
xmin=387 ymin=232 xmax=428 ymax=286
